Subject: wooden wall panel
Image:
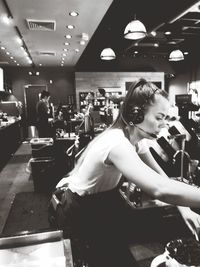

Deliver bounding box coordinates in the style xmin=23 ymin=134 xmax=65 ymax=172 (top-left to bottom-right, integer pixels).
xmin=75 ymin=72 xmax=164 ymax=110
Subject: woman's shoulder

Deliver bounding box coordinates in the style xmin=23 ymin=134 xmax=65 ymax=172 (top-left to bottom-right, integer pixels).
xmin=102 ymin=128 xmax=125 ymax=139
xmin=98 ymin=128 xmax=130 ymax=147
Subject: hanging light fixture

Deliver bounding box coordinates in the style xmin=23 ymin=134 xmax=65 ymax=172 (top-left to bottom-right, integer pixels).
xmin=124 ymin=15 xmax=147 ymax=40
xmin=100 ymin=27 xmax=116 ymax=60
xmin=100 ymin=47 xmax=116 ymax=60
xmin=169 ymin=49 xmax=184 ymax=61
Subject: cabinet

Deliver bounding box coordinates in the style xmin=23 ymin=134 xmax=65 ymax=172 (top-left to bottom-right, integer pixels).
xmin=93 ymin=97 xmax=106 ymax=111
xmin=79 ymin=92 xmax=94 ymax=110
xmin=0 ymin=121 xmax=21 ymax=171
xmin=79 ymin=91 xmax=106 ymax=111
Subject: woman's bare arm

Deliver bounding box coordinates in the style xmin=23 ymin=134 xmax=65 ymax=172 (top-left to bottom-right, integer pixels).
xmin=108 ymin=142 xmax=200 ymax=208
xmin=137 ymin=145 xmax=200 ymax=236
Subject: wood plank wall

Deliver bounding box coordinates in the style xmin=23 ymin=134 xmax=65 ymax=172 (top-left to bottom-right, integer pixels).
xmin=75 ymin=72 xmax=164 ymax=111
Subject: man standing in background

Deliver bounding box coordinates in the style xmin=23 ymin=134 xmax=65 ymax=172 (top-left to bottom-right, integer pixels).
xmin=36 ymin=90 xmax=51 ymax=137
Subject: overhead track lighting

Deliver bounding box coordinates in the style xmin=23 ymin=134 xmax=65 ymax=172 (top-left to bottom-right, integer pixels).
xmin=100 ymin=47 xmax=116 ymax=60
xmin=124 ymin=15 xmax=147 ymax=40
xmin=1 ymin=0 xmax=13 ymax=25
xmin=2 ymin=0 xmax=13 ymax=19
xmin=169 ymin=49 xmax=184 ymax=61
xmin=15 ymin=26 xmax=34 ymax=66
xmin=1 ymin=14 xmax=12 ymax=24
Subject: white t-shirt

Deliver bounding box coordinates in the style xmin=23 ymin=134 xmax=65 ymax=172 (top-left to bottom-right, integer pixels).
xmin=67 ymin=128 xmax=134 ymax=195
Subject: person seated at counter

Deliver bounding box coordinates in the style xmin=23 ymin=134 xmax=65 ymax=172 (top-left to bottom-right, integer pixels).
xmin=55 ymin=79 xmax=200 ymax=267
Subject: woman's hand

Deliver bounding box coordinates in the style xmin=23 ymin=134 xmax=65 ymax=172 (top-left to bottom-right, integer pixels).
xmin=178 ymin=206 xmax=200 ymax=240
xmin=56 ymin=177 xmax=70 ymax=188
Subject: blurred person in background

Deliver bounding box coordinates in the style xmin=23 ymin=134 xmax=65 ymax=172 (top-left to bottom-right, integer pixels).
xmin=36 ymin=90 xmax=51 ymax=137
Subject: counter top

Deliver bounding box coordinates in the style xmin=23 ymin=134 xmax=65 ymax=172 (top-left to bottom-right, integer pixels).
xmin=0 ymin=118 xmax=20 ymax=130
xmin=0 ymin=230 xmax=73 ymax=267
xmin=129 ymin=241 xmax=165 ymax=267
xmin=120 ymin=188 xmax=170 ymax=210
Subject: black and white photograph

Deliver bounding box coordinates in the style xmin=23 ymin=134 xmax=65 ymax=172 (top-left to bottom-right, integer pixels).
xmin=0 ymin=1 xmax=200 ymax=266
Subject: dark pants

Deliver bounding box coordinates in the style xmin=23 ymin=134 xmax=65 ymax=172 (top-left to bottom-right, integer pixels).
xmin=37 ymin=122 xmax=51 ymax=138
xmin=57 ymin=187 xmax=137 ymax=267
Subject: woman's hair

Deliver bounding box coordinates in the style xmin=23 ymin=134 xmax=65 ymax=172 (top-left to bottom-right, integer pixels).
xmin=40 ymin=90 xmax=50 ymax=99
xmin=112 ymin=78 xmax=168 ymax=129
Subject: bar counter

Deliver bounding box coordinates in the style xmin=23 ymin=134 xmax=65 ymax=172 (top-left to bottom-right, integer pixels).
xmin=118 ymin=184 xmax=197 ymax=267
xmin=0 ymin=230 xmax=73 ymax=267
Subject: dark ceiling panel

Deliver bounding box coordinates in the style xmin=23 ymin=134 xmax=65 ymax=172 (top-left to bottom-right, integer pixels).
xmin=76 ymin=0 xmax=200 ymax=72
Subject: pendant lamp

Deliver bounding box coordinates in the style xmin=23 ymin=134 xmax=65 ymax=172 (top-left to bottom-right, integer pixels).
xmin=100 ymin=47 xmax=116 ymax=60
xmin=169 ymin=49 xmax=184 ymax=61
xmin=124 ymin=17 xmax=147 ymax=40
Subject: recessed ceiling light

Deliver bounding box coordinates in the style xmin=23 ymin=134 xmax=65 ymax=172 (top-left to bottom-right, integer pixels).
xmin=17 ymin=63 xmax=20 ymax=66
xmin=6 ymin=51 xmax=10 ymax=55
xmin=39 ymin=63 xmax=42 ymax=66
xmin=67 ymin=25 xmax=75 ymax=29
xmin=65 ymin=35 xmax=72 ymax=39
xmin=1 ymin=46 xmax=6 ymax=50
xmin=62 ymin=53 xmax=67 ymax=56
xmin=16 ymin=37 xmax=22 ymax=45
xmin=184 ymin=51 xmax=189 ymax=55
xmin=1 ymin=14 xmax=12 ymax=25
xmin=75 ymin=49 xmax=79 ymax=52
xmin=64 ymin=42 xmax=70 ymax=46
xmin=165 ymin=31 xmax=171 ymax=35
xmin=27 ymin=58 xmax=32 ymax=64
xmin=69 ymin=11 xmax=79 ymax=17
xmin=63 ymin=48 xmax=68 ymax=52
xmin=154 ymin=43 xmax=159 ymax=47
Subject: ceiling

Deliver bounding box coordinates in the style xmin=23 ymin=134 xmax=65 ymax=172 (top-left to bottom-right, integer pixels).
xmin=77 ymin=0 xmax=200 ymax=72
xmin=0 ymin=0 xmax=200 ymax=72
xmin=0 ymin=0 xmax=113 ymax=69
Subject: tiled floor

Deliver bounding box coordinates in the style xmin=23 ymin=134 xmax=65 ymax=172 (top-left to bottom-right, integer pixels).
xmin=0 ymin=142 xmax=33 ymax=234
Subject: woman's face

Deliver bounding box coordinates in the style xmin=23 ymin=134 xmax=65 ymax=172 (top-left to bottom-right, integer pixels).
xmin=138 ymin=95 xmax=170 ymax=138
